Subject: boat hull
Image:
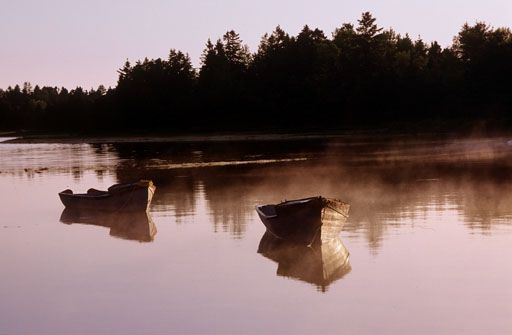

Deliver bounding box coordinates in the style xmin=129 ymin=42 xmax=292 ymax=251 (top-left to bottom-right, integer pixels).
xmin=255 ymin=197 xmax=349 ymax=245
xmin=59 ymin=181 xmax=155 ymax=212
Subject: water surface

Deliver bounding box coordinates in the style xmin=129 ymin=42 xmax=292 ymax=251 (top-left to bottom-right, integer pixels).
xmin=1 ymin=136 xmax=511 ymax=334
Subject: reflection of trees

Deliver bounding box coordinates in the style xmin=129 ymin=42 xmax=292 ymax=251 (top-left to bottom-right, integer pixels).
xmin=110 ymin=139 xmax=327 ymax=233
xmin=459 ymin=179 xmax=512 ymax=232
xmin=106 ymin=140 xmax=512 ymax=251
xmin=0 ymin=143 xmax=119 ymax=177
xmin=340 ymin=161 xmax=512 ymax=250
xmin=202 ymin=170 xmax=258 ymax=238
xmin=114 ymin=163 xmax=197 ymax=224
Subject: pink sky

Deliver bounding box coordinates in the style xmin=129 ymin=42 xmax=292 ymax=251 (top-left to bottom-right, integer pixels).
xmin=1 ymin=0 xmax=510 ymax=90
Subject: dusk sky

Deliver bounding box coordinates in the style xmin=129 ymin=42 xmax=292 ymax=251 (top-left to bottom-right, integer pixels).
xmin=1 ymin=0 xmax=510 ymax=90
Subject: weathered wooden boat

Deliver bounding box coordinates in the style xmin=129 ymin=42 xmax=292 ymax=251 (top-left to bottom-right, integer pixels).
xmin=258 ymin=231 xmax=351 ymax=292
xmin=255 ymin=196 xmax=350 ymax=245
xmin=60 ymin=209 xmax=157 ymax=242
xmin=58 ymin=180 xmax=156 ymax=212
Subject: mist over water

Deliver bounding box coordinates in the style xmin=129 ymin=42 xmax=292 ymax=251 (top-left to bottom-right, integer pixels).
xmin=1 ymin=136 xmax=511 ymax=334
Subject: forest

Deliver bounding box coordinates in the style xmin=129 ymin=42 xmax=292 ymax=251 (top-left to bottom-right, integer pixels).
xmin=1 ymin=12 xmax=511 ymax=134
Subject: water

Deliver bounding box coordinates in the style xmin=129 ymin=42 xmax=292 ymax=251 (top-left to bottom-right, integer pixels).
xmin=1 ymin=136 xmax=511 ymax=334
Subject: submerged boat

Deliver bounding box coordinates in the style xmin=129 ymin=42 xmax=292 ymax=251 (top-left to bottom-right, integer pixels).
xmin=258 ymin=231 xmax=351 ymax=292
xmin=255 ymin=196 xmax=350 ymax=245
xmin=60 ymin=209 xmax=157 ymax=242
xmin=58 ymin=180 xmax=156 ymax=212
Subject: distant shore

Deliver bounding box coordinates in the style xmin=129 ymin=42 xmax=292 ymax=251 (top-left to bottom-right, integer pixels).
xmin=3 ymin=127 xmax=512 ymax=145
xmin=0 ymin=131 xmax=380 ymax=144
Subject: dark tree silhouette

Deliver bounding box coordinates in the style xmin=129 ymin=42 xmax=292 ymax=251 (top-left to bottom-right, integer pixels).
xmin=1 ymin=13 xmax=511 ymax=134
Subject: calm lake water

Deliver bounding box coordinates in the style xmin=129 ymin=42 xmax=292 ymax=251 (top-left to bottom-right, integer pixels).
xmin=1 ymin=135 xmax=511 ymax=334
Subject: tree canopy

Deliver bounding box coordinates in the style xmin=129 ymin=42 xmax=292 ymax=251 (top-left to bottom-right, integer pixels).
xmin=1 ymin=12 xmax=511 ymax=134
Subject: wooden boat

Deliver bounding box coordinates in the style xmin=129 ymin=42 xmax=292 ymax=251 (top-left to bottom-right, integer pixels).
xmin=255 ymin=196 xmax=350 ymax=245
xmin=258 ymin=231 xmax=351 ymax=292
xmin=60 ymin=209 xmax=157 ymax=242
xmin=58 ymin=180 xmax=156 ymax=212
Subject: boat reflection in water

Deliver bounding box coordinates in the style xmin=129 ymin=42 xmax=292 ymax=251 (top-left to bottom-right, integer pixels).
xmin=257 ymin=231 xmax=351 ymax=292
xmin=60 ymin=209 xmax=157 ymax=242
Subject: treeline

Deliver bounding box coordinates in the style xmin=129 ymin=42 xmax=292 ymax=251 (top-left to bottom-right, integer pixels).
xmin=1 ymin=12 xmax=511 ymax=133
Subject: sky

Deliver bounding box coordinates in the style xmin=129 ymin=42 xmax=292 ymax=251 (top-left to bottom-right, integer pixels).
xmin=1 ymin=0 xmax=510 ymax=90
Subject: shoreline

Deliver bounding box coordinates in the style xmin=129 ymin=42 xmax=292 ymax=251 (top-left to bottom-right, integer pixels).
xmin=3 ymin=128 xmax=512 ymax=145
xmin=0 ymin=130 xmax=396 ymax=144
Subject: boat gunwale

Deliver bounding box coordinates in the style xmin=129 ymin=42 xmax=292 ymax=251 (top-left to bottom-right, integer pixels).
xmin=255 ymin=196 xmax=350 ymax=220
xmin=277 ymin=196 xmax=319 ymax=207
xmin=257 ymin=196 xmax=349 ymax=211
xmin=59 ymin=181 xmax=154 ymax=200
xmin=59 ymin=192 xmax=112 ymax=199
xmin=255 ymin=204 xmax=278 ymax=219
